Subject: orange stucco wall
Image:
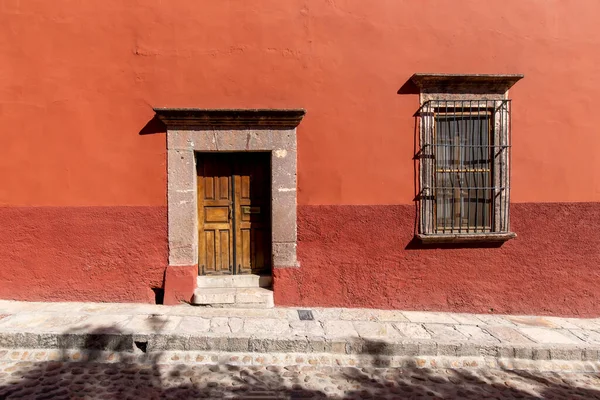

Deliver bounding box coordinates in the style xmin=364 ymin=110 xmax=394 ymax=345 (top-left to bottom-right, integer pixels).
xmin=1 ymin=1 xmax=600 ymax=313
xmin=1 ymin=0 xmax=599 ymax=207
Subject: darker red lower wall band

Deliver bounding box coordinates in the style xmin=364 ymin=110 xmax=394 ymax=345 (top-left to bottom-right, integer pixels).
xmin=275 ymin=203 xmax=600 ymax=317
xmin=0 ymin=206 xmax=167 ymax=303
xmin=1 ymin=203 xmax=599 ymax=316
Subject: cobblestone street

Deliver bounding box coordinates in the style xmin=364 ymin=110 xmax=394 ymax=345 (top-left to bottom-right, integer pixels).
xmin=1 ymin=358 xmax=600 ymax=399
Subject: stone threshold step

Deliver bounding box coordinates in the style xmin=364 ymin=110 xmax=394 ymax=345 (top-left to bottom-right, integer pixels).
xmin=0 ymin=331 xmax=598 ymax=364
xmin=192 ymin=287 xmax=274 ymax=308
xmin=196 ymin=275 xmax=272 ymax=289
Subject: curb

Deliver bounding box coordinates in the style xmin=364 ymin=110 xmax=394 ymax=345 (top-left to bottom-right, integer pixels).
xmin=1 ymin=331 xmax=598 ymax=363
xmin=2 ymin=348 xmax=600 ymax=374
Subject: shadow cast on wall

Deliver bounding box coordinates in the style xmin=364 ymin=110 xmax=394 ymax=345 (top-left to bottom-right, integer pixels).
xmin=139 ymin=115 xmax=167 ymax=136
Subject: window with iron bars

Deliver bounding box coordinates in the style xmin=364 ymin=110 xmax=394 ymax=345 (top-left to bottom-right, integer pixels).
xmin=418 ymin=99 xmax=513 ymax=241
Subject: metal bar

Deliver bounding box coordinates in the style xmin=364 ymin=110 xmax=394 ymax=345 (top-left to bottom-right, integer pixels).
xmin=427 ymin=104 xmax=437 ymax=231
xmin=449 ymin=101 xmax=453 ymax=233
xmin=468 ymin=100 xmax=472 ymax=233
xmin=489 ymin=100 xmax=494 ymax=231
xmin=503 ymin=101 xmax=512 ymax=232
xmin=473 ymin=104 xmax=482 ymax=233
xmin=423 ymin=99 xmax=511 ymax=235
xmin=457 ymin=101 xmax=463 ymax=234
xmin=498 ymin=100 xmax=503 ymax=232
xmin=435 ymin=168 xmax=492 ymax=173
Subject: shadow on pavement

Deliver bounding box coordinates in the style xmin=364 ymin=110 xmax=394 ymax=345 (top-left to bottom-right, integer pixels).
xmin=0 ymin=329 xmax=599 ymax=399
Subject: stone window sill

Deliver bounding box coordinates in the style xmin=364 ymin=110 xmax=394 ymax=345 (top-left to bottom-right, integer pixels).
xmin=416 ymin=232 xmax=517 ymax=244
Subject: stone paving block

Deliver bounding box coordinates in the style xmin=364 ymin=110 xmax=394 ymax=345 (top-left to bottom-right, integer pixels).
xmin=163 ymin=334 xmax=191 ymax=351
xmin=562 ymin=318 xmax=600 ymax=330
xmin=393 ymin=322 xmax=432 ymax=339
xmin=57 ymin=333 xmax=133 ymax=351
xmin=570 ymin=329 xmax=600 ymax=345
xmin=306 ymin=336 xmax=328 ymax=352
xmin=126 ymin=315 xmax=182 ymax=333
xmin=225 ymin=336 xmax=251 ymax=352
xmin=209 ymin=317 xmax=231 ymax=334
xmin=513 ymin=345 xmax=534 ymax=359
xmin=507 ymin=316 xmax=560 ymax=329
xmin=550 ymin=347 xmax=583 ymax=361
xmin=582 ymin=348 xmax=600 ymax=361
xmin=339 ymin=309 xmax=381 ymax=322
xmin=0 ymin=300 xmax=48 ymax=313
xmin=0 ymin=332 xmax=38 ymax=348
xmin=312 ymin=308 xmax=342 ymax=321
xmin=436 ymin=343 xmax=459 ymax=356
xmin=484 ymin=326 xmax=534 ymax=344
xmin=290 ymin=320 xmax=325 ymax=337
xmin=543 ymin=317 xmax=582 ymax=330
xmin=76 ymin=303 xmax=130 ymax=313
xmin=353 ymin=321 xmax=402 ymax=339
xmin=322 ymin=320 xmax=358 ymax=338
xmin=176 ymin=317 xmax=211 ymax=333
xmin=519 ymin=327 xmax=583 ymax=345
xmin=0 ymin=314 xmax=52 ymax=330
xmin=417 ymin=341 xmax=437 ymax=356
xmin=228 ymin=317 xmax=244 ymax=333
xmin=193 ymin=288 xmax=236 ymax=304
xmin=69 ymin=315 xmax=133 ymax=333
xmin=455 ymin=343 xmax=484 ymax=357
xmin=449 ymin=313 xmax=485 ymax=325
xmin=402 ymin=311 xmax=458 ymax=324
xmin=423 ymin=324 xmax=469 ymax=342
xmin=532 ymin=347 xmax=551 ymax=360
xmin=476 ymin=315 xmax=516 ymax=327
xmin=390 ymin=341 xmax=420 ymax=356
xmin=248 ymin=336 xmax=308 ymax=353
xmin=455 ymin=325 xmax=500 ymax=343
xmin=374 ymin=310 xmax=409 ymax=322
xmin=243 ymin=318 xmax=290 ymax=335
xmin=235 ymin=288 xmax=273 ymax=304
xmin=32 ymin=315 xmax=90 ymax=333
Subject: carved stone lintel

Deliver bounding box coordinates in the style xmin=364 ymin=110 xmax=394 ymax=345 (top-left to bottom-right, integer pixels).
xmin=154 ymin=108 xmax=306 ymax=130
xmin=410 ymin=73 xmax=524 ymax=96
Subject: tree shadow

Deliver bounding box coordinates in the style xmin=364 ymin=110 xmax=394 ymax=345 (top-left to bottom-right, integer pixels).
xmin=0 ymin=332 xmax=599 ymax=399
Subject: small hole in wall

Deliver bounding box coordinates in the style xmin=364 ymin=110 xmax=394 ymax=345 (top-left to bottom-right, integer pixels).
xmin=151 ymin=288 xmax=164 ymax=305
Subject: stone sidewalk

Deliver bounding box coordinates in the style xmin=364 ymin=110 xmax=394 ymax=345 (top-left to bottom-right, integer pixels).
xmin=0 ymin=300 xmax=600 ymax=368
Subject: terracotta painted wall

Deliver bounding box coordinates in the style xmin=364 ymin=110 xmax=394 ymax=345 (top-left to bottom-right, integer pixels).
xmin=0 ymin=1 xmax=599 ymax=312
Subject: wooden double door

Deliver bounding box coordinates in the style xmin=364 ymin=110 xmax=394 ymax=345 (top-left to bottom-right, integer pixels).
xmin=196 ymin=152 xmax=271 ymax=275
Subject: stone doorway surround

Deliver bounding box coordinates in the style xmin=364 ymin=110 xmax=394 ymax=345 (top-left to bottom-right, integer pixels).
xmin=154 ymin=109 xmax=305 ymax=305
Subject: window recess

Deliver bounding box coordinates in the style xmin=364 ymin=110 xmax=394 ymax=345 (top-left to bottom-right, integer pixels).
xmin=410 ymin=74 xmax=523 ymax=243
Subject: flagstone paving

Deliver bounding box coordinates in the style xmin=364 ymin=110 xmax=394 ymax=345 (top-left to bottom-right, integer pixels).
xmin=0 ymin=300 xmax=599 ymax=363
xmin=1 ymin=301 xmax=600 ymax=397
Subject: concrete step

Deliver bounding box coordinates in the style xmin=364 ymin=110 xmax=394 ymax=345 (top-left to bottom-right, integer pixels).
xmin=196 ymin=275 xmax=272 ymax=289
xmin=192 ymin=287 xmax=274 ymax=308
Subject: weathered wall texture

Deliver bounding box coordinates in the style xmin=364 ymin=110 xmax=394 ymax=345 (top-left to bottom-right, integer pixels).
xmin=1 ymin=1 xmax=599 ymax=312
xmin=0 ymin=207 xmax=167 ymax=303
xmin=274 ymin=203 xmax=600 ymax=317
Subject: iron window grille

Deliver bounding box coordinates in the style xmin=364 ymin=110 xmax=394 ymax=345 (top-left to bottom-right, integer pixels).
xmin=418 ymin=99 xmax=512 ymax=239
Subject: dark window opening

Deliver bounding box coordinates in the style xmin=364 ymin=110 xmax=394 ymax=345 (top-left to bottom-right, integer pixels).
xmin=419 ymin=100 xmax=511 ymax=237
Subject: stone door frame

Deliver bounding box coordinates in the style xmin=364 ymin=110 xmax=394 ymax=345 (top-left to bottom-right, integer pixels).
xmin=155 ymin=109 xmax=305 ymax=275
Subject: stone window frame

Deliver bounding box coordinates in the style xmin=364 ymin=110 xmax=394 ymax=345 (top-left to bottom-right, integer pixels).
xmin=410 ymin=74 xmax=523 ymax=243
xmin=154 ymin=108 xmax=305 ymax=272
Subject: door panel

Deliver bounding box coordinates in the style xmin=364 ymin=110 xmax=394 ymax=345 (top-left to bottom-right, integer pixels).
xmin=235 ymin=153 xmax=271 ymax=275
xmin=197 ymin=152 xmax=271 ymax=276
xmin=197 ymin=154 xmax=234 ymax=275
